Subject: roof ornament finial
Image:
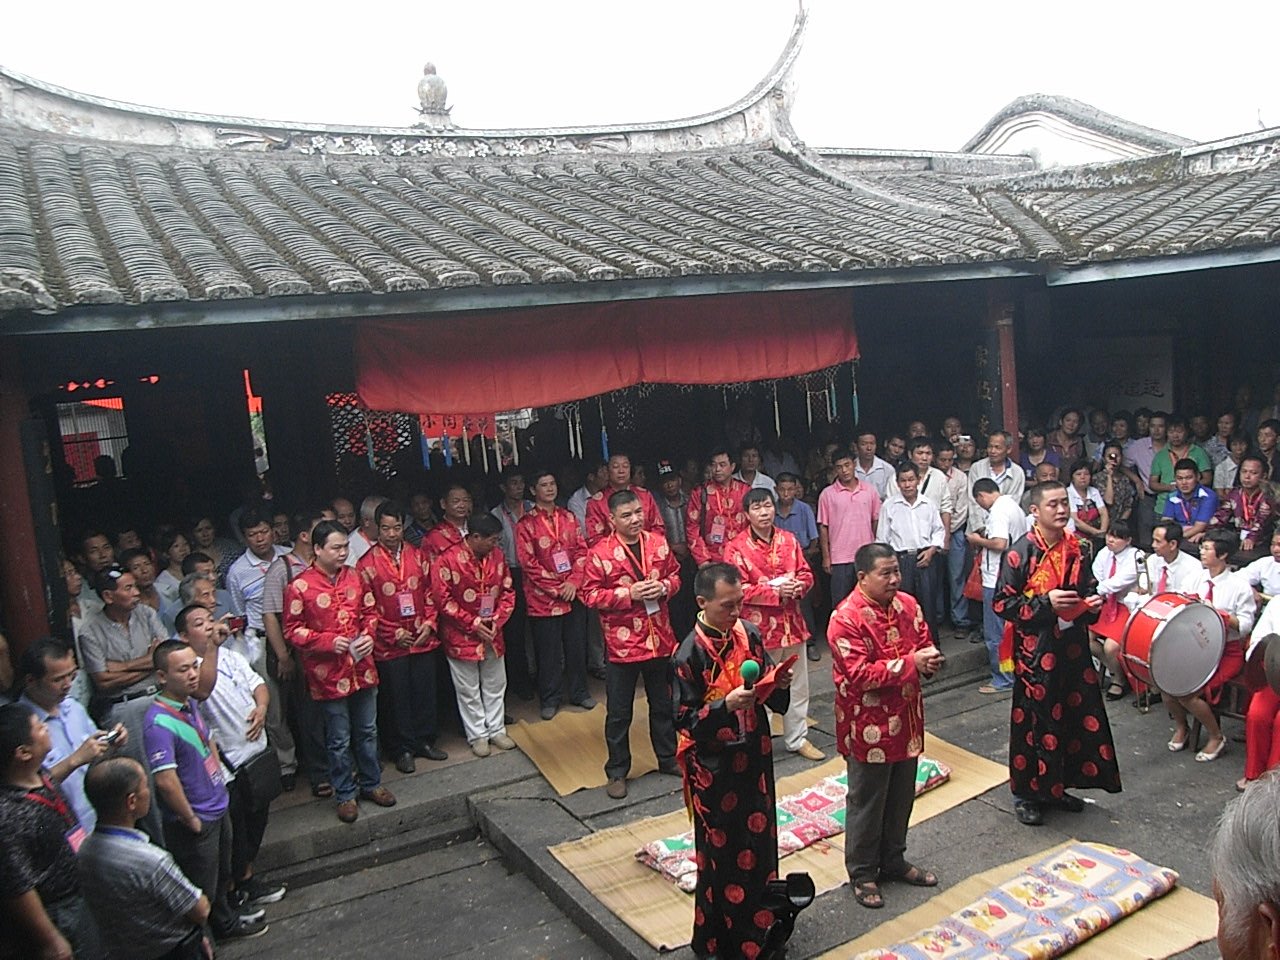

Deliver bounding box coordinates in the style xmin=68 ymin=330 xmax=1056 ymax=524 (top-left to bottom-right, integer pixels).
xmin=415 ymin=62 xmax=454 ymax=130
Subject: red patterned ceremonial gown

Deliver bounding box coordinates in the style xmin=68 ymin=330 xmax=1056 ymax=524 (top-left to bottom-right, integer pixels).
xmin=283 ymin=564 xmax=379 ymax=702
xmin=686 ymin=480 xmax=750 ymax=566
xmin=429 ymin=542 xmax=515 ymax=661
xmin=580 ymin=531 xmax=680 ymax=662
xmin=356 ymin=542 xmax=438 ymax=660
xmin=725 ymin=527 xmax=813 ymax=650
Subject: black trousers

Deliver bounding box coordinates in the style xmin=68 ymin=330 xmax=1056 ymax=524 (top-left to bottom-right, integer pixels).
xmin=376 ymin=650 xmax=440 ymax=754
xmin=504 ymin=568 xmax=534 ymax=696
xmin=897 ymin=550 xmax=941 ymax=630
xmin=273 ymin=648 xmax=328 ymax=785
xmin=843 ymin=756 xmax=918 ymax=884
xmin=604 ymin=658 xmax=676 ymax=780
xmin=530 ymin=605 xmax=589 ymax=707
xmin=164 ymin=811 xmax=237 ymax=936
xmin=227 ymin=771 xmax=270 ymax=882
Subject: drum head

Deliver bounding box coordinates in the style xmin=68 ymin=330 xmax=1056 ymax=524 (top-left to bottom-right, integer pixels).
xmin=1263 ymin=635 xmax=1280 ymax=695
xmin=1149 ymin=601 xmax=1227 ymax=698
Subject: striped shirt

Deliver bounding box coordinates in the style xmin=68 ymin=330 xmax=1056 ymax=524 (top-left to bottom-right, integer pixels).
xmin=79 ymin=826 xmax=202 ymax=960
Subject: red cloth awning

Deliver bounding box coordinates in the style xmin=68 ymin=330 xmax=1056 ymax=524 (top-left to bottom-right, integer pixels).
xmin=355 ymin=289 xmax=858 ymax=415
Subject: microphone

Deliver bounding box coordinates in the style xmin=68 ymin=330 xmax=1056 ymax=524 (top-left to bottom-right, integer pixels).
xmin=736 ymin=660 xmax=761 ymax=744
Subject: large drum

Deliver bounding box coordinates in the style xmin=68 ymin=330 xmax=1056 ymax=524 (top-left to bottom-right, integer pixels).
xmin=1121 ymin=592 xmax=1226 ymax=698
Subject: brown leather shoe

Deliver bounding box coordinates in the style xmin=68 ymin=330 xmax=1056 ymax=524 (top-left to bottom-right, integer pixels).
xmin=336 ymin=800 xmax=358 ymax=823
xmin=606 ymin=778 xmax=628 ymax=800
xmin=360 ymin=786 xmax=397 ymax=808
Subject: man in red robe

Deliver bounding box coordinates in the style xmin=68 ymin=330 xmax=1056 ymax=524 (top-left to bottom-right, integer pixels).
xmin=686 ymin=448 xmax=750 ymax=567
xmin=430 ymin=513 xmax=516 ymax=759
xmin=584 ymin=452 xmax=666 ymax=547
xmin=581 ymin=490 xmax=681 ymax=799
xmin=726 ymin=488 xmax=822 ymax=762
xmin=516 ymin=469 xmax=593 ymax=720
xmin=284 ymin=520 xmax=395 ymax=823
xmin=421 ymin=483 xmax=473 ymax=561
xmin=829 ymin=542 xmax=942 ymax=909
xmin=356 ymin=501 xmax=445 ymax=775
xmin=993 ymin=480 xmax=1122 ymax=827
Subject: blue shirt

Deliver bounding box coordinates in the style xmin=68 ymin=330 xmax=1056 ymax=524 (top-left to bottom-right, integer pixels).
xmin=1162 ymin=485 xmax=1219 ymax=526
xmin=775 ymin=499 xmax=818 ymax=549
xmin=19 ymin=695 xmax=99 ymax=831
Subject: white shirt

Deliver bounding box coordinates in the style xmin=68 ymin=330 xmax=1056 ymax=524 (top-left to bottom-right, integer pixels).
xmin=876 ymin=493 xmax=945 ymax=552
xmin=1143 ymin=549 xmax=1202 ymax=595
xmin=888 ymin=466 xmax=954 ymax=524
xmin=344 ymin=529 xmax=373 ymax=567
xmin=567 ymin=485 xmax=592 ymax=535
xmin=226 ymin=546 xmax=289 ymax=635
xmin=1067 ymin=485 xmax=1104 ymax=520
xmin=943 ymin=466 xmax=970 ymax=531
xmin=1192 ymin=569 xmax=1257 ymax=643
xmin=981 ymin=495 xmax=1028 ymax=589
xmin=733 ymin=470 xmax=777 ymax=495
xmin=1214 ymin=457 xmax=1241 ymax=492
xmin=969 ymin=458 xmax=1026 ymax=530
xmin=1243 ymin=556 xmax=1280 ymax=598
xmin=1092 ymin=544 xmax=1139 ymax=599
xmin=855 ymin=457 xmax=894 ymax=500
xmin=197 ymin=648 xmax=268 ymax=769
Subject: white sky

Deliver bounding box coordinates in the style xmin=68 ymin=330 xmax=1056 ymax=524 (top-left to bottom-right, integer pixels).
xmin=5 ymin=0 xmax=1279 ymax=150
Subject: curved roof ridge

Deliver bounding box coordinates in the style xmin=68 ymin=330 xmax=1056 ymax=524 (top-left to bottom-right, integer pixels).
xmin=0 ymin=4 xmax=807 ymax=143
xmin=962 ymin=93 xmax=1193 ymax=153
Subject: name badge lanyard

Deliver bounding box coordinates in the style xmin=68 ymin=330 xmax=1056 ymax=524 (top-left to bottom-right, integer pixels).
xmin=622 ymin=536 xmax=662 ymax=627
xmin=26 ymin=776 xmax=86 ymax=852
xmin=543 ymin=509 xmax=573 ymax=575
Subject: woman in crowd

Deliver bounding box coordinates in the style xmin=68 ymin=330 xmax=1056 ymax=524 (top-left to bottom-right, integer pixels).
xmin=1098 ymin=440 xmax=1136 ymax=525
xmin=152 ymin=526 xmax=192 ymax=605
xmin=1067 ymin=458 xmax=1108 ymax=551
xmin=1047 ymin=408 xmax=1085 ymax=463
xmin=1019 ymin=427 xmax=1061 ymax=481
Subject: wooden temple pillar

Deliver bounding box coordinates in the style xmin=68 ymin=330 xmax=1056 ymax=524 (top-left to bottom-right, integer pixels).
xmin=977 ymin=287 xmax=1021 ymax=455
xmin=0 ymin=341 xmax=53 ymax=653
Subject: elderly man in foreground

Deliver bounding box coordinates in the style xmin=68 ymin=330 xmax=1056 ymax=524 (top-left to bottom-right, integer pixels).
xmin=1211 ymin=772 xmax=1280 ymax=959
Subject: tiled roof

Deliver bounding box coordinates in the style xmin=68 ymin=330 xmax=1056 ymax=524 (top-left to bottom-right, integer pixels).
xmin=961 ymin=94 xmax=1194 ymax=154
xmin=0 ymin=137 xmax=1040 ymax=315
xmin=4 ymin=129 xmax=1280 ymax=318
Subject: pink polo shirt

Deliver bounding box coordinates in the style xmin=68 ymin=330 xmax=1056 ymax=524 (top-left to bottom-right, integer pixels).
xmin=817 ymin=479 xmax=881 ymax=565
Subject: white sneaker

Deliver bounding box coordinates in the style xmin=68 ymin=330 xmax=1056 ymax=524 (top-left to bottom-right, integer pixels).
xmin=470 ymin=739 xmax=491 ymax=758
xmin=489 ymin=734 xmax=516 ymax=751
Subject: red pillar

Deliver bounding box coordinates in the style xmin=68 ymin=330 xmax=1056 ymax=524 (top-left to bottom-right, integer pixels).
xmin=995 ymin=300 xmax=1020 ymax=457
xmin=0 ymin=341 xmax=51 ymax=653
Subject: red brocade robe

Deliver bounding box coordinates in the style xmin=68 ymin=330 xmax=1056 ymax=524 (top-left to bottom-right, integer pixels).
xmin=993 ymin=527 xmax=1122 ymax=802
xmin=355 ymin=542 xmax=439 ymax=660
xmin=673 ymin=619 xmax=789 ymax=960
xmin=725 ymin=527 xmax=813 ymax=650
xmin=429 ymin=542 xmax=515 ymax=661
xmin=420 ymin=520 xmax=466 ymax=561
xmin=515 ymin=506 xmax=586 ymax=618
xmin=284 ymin=565 xmax=379 ymax=702
xmin=827 ymin=587 xmax=931 ymax=763
xmin=581 ymin=531 xmax=680 ymax=663
xmin=584 ymin=485 xmax=666 ymax=547
xmin=685 ymin=480 xmax=751 ymax=566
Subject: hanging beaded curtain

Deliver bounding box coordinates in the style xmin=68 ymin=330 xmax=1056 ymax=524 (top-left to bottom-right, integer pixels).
xmin=325 ymin=392 xmax=416 ymax=479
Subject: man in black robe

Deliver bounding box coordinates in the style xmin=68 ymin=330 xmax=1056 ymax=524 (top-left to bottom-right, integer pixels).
xmin=673 ymin=563 xmax=793 ymax=960
xmin=993 ymin=480 xmax=1122 ymax=826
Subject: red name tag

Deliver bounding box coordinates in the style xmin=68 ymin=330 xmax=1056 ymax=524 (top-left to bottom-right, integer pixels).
xmin=203 ymin=751 xmax=224 ymax=786
xmin=65 ymin=825 xmax=86 ymax=854
xmin=397 ymin=591 xmax=417 ymax=618
xmin=479 ymin=594 xmax=495 ymax=618
xmin=552 ymin=549 xmax=572 ymax=574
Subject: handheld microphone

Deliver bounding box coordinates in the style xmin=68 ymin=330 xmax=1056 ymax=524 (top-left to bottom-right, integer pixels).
xmin=740 ymin=659 xmax=760 ymax=691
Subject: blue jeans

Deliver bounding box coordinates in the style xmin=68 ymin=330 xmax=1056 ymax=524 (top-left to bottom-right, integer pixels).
xmin=982 ymin=586 xmax=1013 ymax=688
xmin=947 ymin=528 xmax=974 ymax=628
xmin=319 ymin=686 xmax=381 ymax=801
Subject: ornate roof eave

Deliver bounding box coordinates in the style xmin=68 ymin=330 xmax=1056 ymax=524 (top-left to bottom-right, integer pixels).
xmin=0 ymin=3 xmax=808 ymax=158
xmin=961 ymin=93 xmax=1193 ymax=155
